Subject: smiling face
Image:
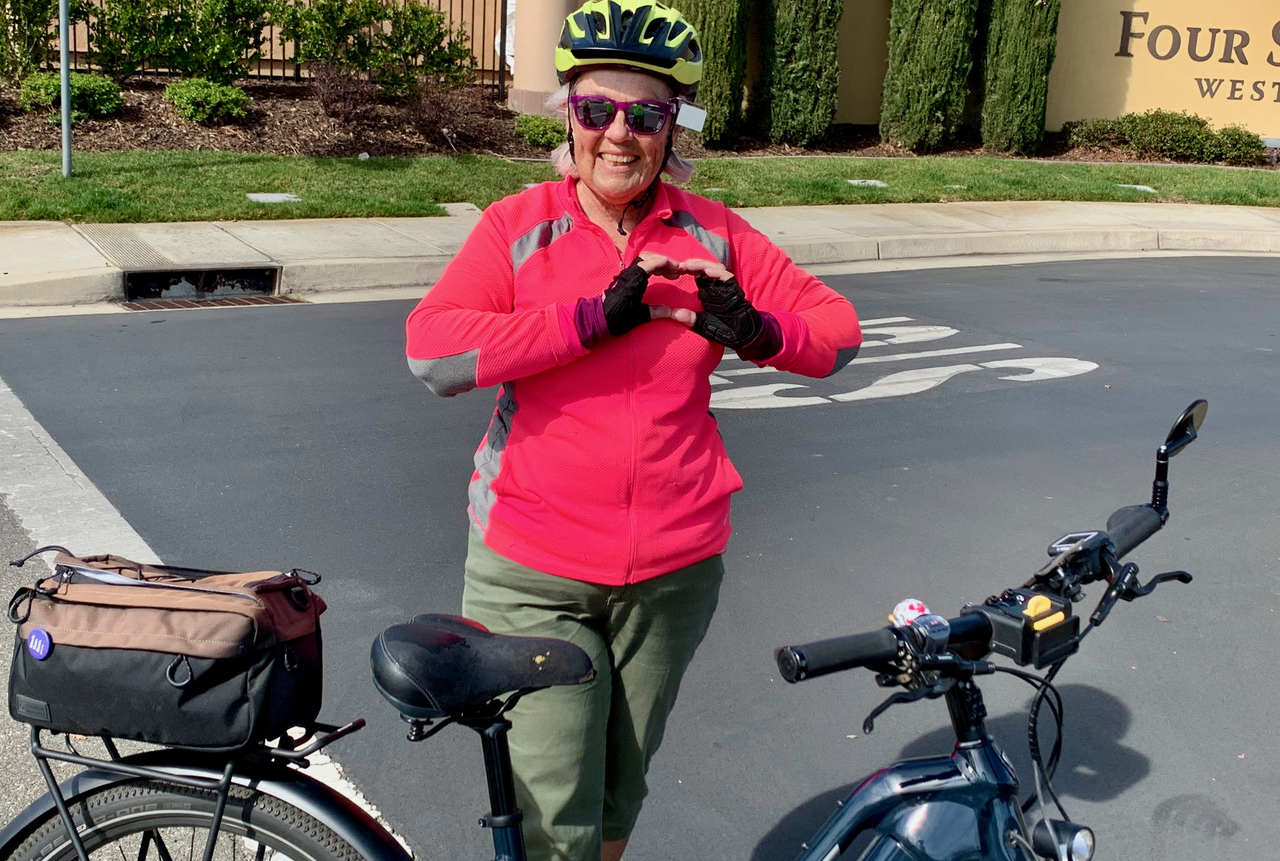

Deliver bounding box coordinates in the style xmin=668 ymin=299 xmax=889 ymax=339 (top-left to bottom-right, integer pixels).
xmin=570 ymin=68 xmax=676 ymax=214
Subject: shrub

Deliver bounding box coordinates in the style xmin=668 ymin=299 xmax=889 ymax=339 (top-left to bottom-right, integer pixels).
xmin=76 ymin=0 xmax=164 ymax=83
xmin=880 ymin=0 xmax=982 ymax=152
xmin=676 ymin=0 xmax=752 ymax=145
xmin=20 ymin=72 xmax=124 ymax=120
xmin=1062 ymin=111 xmax=1266 ymax=166
xmin=275 ymin=0 xmax=473 ymax=95
xmin=0 ymin=0 xmax=58 ymax=84
xmin=1062 ymin=118 xmax=1124 ymax=149
xmin=156 ymin=0 xmax=271 ymax=84
xmin=310 ymin=62 xmax=380 ymax=124
xmin=164 ymin=78 xmax=250 ymax=124
xmin=371 ymin=0 xmax=472 ymax=95
xmin=1115 ymin=109 xmax=1219 ymax=162
xmin=757 ymin=0 xmax=844 ymax=146
xmin=1215 ymin=125 xmax=1265 ymax=166
xmin=410 ymin=79 xmax=510 ymax=152
xmin=980 ymin=0 xmax=1062 ymax=154
xmin=514 ymin=114 xmax=566 ymax=148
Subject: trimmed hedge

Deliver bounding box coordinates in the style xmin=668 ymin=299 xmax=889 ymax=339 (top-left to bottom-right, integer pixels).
xmin=20 ymin=72 xmax=124 ymax=120
xmin=980 ymin=0 xmax=1062 ymax=154
xmin=514 ymin=114 xmax=566 ymax=148
xmin=880 ymin=0 xmax=981 ymax=152
xmin=1063 ymin=110 xmax=1266 ymax=166
xmin=165 ymin=78 xmax=251 ymax=124
xmin=758 ymin=0 xmax=844 ymax=145
xmin=675 ymin=0 xmax=752 ymax=145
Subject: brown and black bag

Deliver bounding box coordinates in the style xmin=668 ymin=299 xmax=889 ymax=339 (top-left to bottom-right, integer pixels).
xmin=7 ymin=549 xmax=325 ymax=751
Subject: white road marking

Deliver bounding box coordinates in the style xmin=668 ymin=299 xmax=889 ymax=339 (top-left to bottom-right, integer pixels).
xmin=860 ymin=325 xmax=959 ymax=347
xmin=980 ymin=358 xmax=1100 ymax=381
xmin=850 ymin=343 xmax=1023 ymax=365
xmin=858 ymin=316 xmax=914 ymax=326
xmin=709 ymin=384 xmax=832 ymax=410
xmin=0 ymin=378 xmax=157 ymax=562
xmin=830 ymin=365 xmax=983 ymax=402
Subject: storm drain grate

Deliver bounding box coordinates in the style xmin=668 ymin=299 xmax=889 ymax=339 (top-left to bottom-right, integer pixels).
xmin=121 ymin=296 xmax=307 ymax=311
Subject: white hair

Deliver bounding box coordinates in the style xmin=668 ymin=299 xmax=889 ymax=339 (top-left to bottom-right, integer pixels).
xmin=545 ymin=82 xmax=696 ymax=185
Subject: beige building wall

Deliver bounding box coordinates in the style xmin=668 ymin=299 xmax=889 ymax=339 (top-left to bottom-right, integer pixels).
xmin=1048 ymin=1 xmax=1280 ymax=140
xmin=834 ymin=0 xmax=891 ymax=125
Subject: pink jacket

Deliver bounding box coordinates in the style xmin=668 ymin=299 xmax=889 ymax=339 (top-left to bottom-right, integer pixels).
xmin=406 ymin=177 xmax=861 ymax=585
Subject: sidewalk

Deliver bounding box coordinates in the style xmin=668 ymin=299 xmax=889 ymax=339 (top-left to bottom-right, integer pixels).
xmin=4 ymin=200 xmax=1280 ymax=308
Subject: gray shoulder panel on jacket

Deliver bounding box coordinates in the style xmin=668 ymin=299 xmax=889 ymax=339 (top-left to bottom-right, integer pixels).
xmin=664 ymin=210 xmax=732 ymax=269
xmin=511 ymin=213 xmax=574 ymax=275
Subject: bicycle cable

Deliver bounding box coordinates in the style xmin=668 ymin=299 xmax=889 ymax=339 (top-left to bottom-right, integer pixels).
xmin=995 ymin=663 xmax=1068 ymax=818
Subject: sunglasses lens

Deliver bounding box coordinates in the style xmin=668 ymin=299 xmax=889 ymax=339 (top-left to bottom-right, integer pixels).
xmin=627 ymin=103 xmax=668 ymax=134
xmin=575 ymin=98 xmax=616 ymax=130
xmin=572 ymin=97 xmax=670 ymax=135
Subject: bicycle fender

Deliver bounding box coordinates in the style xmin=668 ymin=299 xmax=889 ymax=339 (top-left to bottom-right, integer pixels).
xmin=0 ymin=750 xmax=415 ymax=861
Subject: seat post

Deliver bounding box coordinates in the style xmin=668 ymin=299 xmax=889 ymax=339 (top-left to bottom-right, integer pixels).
xmin=474 ymin=716 xmax=527 ymax=861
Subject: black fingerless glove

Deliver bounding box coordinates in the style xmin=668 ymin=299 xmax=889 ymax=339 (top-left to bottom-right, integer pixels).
xmin=692 ymin=274 xmax=762 ymax=349
xmin=603 ymin=259 xmax=653 ymax=336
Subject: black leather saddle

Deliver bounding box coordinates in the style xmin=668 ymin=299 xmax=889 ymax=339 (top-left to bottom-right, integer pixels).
xmin=370 ymin=614 xmax=595 ymax=720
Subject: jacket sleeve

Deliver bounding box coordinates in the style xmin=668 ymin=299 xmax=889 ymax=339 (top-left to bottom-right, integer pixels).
xmin=726 ymin=209 xmax=862 ymax=378
xmin=404 ymin=205 xmax=589 ymax=396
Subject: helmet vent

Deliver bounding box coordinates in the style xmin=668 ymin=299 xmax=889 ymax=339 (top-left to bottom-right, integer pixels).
xmin=644 ymin=18 xmax=663 ymax=39
xmin=591 ymin=11 xmax=607 ymax=34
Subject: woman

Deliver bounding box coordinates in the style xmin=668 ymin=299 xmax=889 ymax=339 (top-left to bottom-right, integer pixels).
xmin=405 ymin=2 xmax=862 ymax=858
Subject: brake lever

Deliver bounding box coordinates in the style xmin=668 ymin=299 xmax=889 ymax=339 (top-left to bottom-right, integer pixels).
xmin=862 ymin=686 xmax=932 ymax=734
xmin=1121 ymin=569 xmax=1192 ymax=601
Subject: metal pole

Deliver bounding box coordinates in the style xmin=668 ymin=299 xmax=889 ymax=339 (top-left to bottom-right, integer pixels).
xmin=497 ymin=0 xmax=508 ymax=100
xmin=59 ymin=0 xmax=72 ymax=177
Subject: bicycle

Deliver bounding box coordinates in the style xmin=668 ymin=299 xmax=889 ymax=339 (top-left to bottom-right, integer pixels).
xmin=0 ymin=399 xmax=1207 ymax=861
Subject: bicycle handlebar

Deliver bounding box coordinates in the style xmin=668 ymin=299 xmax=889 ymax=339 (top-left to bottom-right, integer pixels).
xmin=1105 ymin=504 xmax=1164 ymax=560
xmin=776 ymin=613 xmax=996 ymax=683
xmin=776 ymin=628 xmax=899 ymax=682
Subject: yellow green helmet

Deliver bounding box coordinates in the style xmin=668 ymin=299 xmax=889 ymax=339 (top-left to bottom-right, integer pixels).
xmin=556 ymin=0 xmax=702 ymax=96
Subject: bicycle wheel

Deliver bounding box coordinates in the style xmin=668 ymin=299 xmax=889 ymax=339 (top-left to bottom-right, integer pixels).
xmin=6 ymin=779 xmax=365 ymax=861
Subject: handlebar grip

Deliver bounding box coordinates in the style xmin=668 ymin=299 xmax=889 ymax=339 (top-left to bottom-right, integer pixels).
xmin=776 ymin=628 xmax=900 ymax=683
xmin=1106 ymin=504 xmax=1164 ymax=559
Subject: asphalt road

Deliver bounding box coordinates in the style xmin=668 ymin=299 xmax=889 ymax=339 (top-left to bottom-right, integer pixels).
xmin=1 ymin=255 xmax=1277 ymax=861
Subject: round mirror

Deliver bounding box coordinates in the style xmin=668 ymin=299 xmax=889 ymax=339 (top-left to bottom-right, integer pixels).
xmin=1162 ymin=399 xmax=1208 ymax=457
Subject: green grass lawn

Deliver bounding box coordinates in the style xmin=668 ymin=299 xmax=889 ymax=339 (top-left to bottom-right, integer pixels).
xmin=2 ymin=150 xmax=1278 ymax=223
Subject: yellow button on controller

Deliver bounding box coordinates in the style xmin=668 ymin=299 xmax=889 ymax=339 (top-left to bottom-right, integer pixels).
xmin=1023 ymin=594 xmax=1066 ymax=631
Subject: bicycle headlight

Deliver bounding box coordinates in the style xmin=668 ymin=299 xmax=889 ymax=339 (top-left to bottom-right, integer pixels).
xmin=1031 ymin=819 xmax=1095 ymax=861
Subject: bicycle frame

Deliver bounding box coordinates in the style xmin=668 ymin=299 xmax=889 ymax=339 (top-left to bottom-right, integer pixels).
xmin=793 ymin=681 xmax=1031 ymax=861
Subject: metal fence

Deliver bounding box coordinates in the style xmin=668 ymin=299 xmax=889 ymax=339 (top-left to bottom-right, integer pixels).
xmin=46 ymin=0 xmax=509 ymax=86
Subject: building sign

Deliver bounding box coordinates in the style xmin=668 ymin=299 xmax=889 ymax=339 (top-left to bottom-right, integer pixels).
xmin=1048 ymin=1 xmax=1280 ymax=141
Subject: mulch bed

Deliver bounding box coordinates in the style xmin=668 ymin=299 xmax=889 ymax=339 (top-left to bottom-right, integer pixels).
xmin=2 ymin=76 xmax=1276 ymax=169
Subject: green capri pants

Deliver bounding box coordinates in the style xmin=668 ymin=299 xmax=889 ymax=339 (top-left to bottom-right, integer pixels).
xmin=461 ymin=531 xmax=724 ymax=861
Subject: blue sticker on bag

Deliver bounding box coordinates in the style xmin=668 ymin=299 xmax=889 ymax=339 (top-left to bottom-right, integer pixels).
xmin=26 ymin=629 xmax=52 ymax=661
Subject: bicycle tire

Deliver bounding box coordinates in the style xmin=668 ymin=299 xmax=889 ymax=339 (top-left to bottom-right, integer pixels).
xmin=5 ymin=779 xmax=366 ymax=861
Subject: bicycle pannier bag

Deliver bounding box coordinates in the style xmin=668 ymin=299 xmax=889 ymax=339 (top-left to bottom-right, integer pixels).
xmin=7 ymin=549 xmax=325 ymax=751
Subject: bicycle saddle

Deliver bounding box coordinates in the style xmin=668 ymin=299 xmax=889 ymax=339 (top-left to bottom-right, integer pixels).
xmin=370 ymin=613 xmax=595 ymax=720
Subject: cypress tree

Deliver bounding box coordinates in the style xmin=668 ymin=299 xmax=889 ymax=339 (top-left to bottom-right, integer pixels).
xmin=879 ymin=0 xmax=981 ymax=152
xmin=757 ymin=0 xmax=845 ymax=146
xmin=677 ymin=0 xmax=753 ymax=145
xmin=980 ymin=0 xmax=1062 ymax=154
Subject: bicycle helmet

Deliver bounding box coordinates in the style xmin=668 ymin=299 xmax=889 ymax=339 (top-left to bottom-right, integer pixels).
xmin=556 ymin=0 xmax=702 ymax=97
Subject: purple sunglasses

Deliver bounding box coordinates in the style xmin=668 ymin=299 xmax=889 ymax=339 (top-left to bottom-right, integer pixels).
xmin=569 ymin=95 xmax=677 ymax=136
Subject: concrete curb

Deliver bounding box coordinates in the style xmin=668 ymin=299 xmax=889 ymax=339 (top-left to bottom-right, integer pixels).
xmin=3 ymin=201 xmax=1280 ymax=307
